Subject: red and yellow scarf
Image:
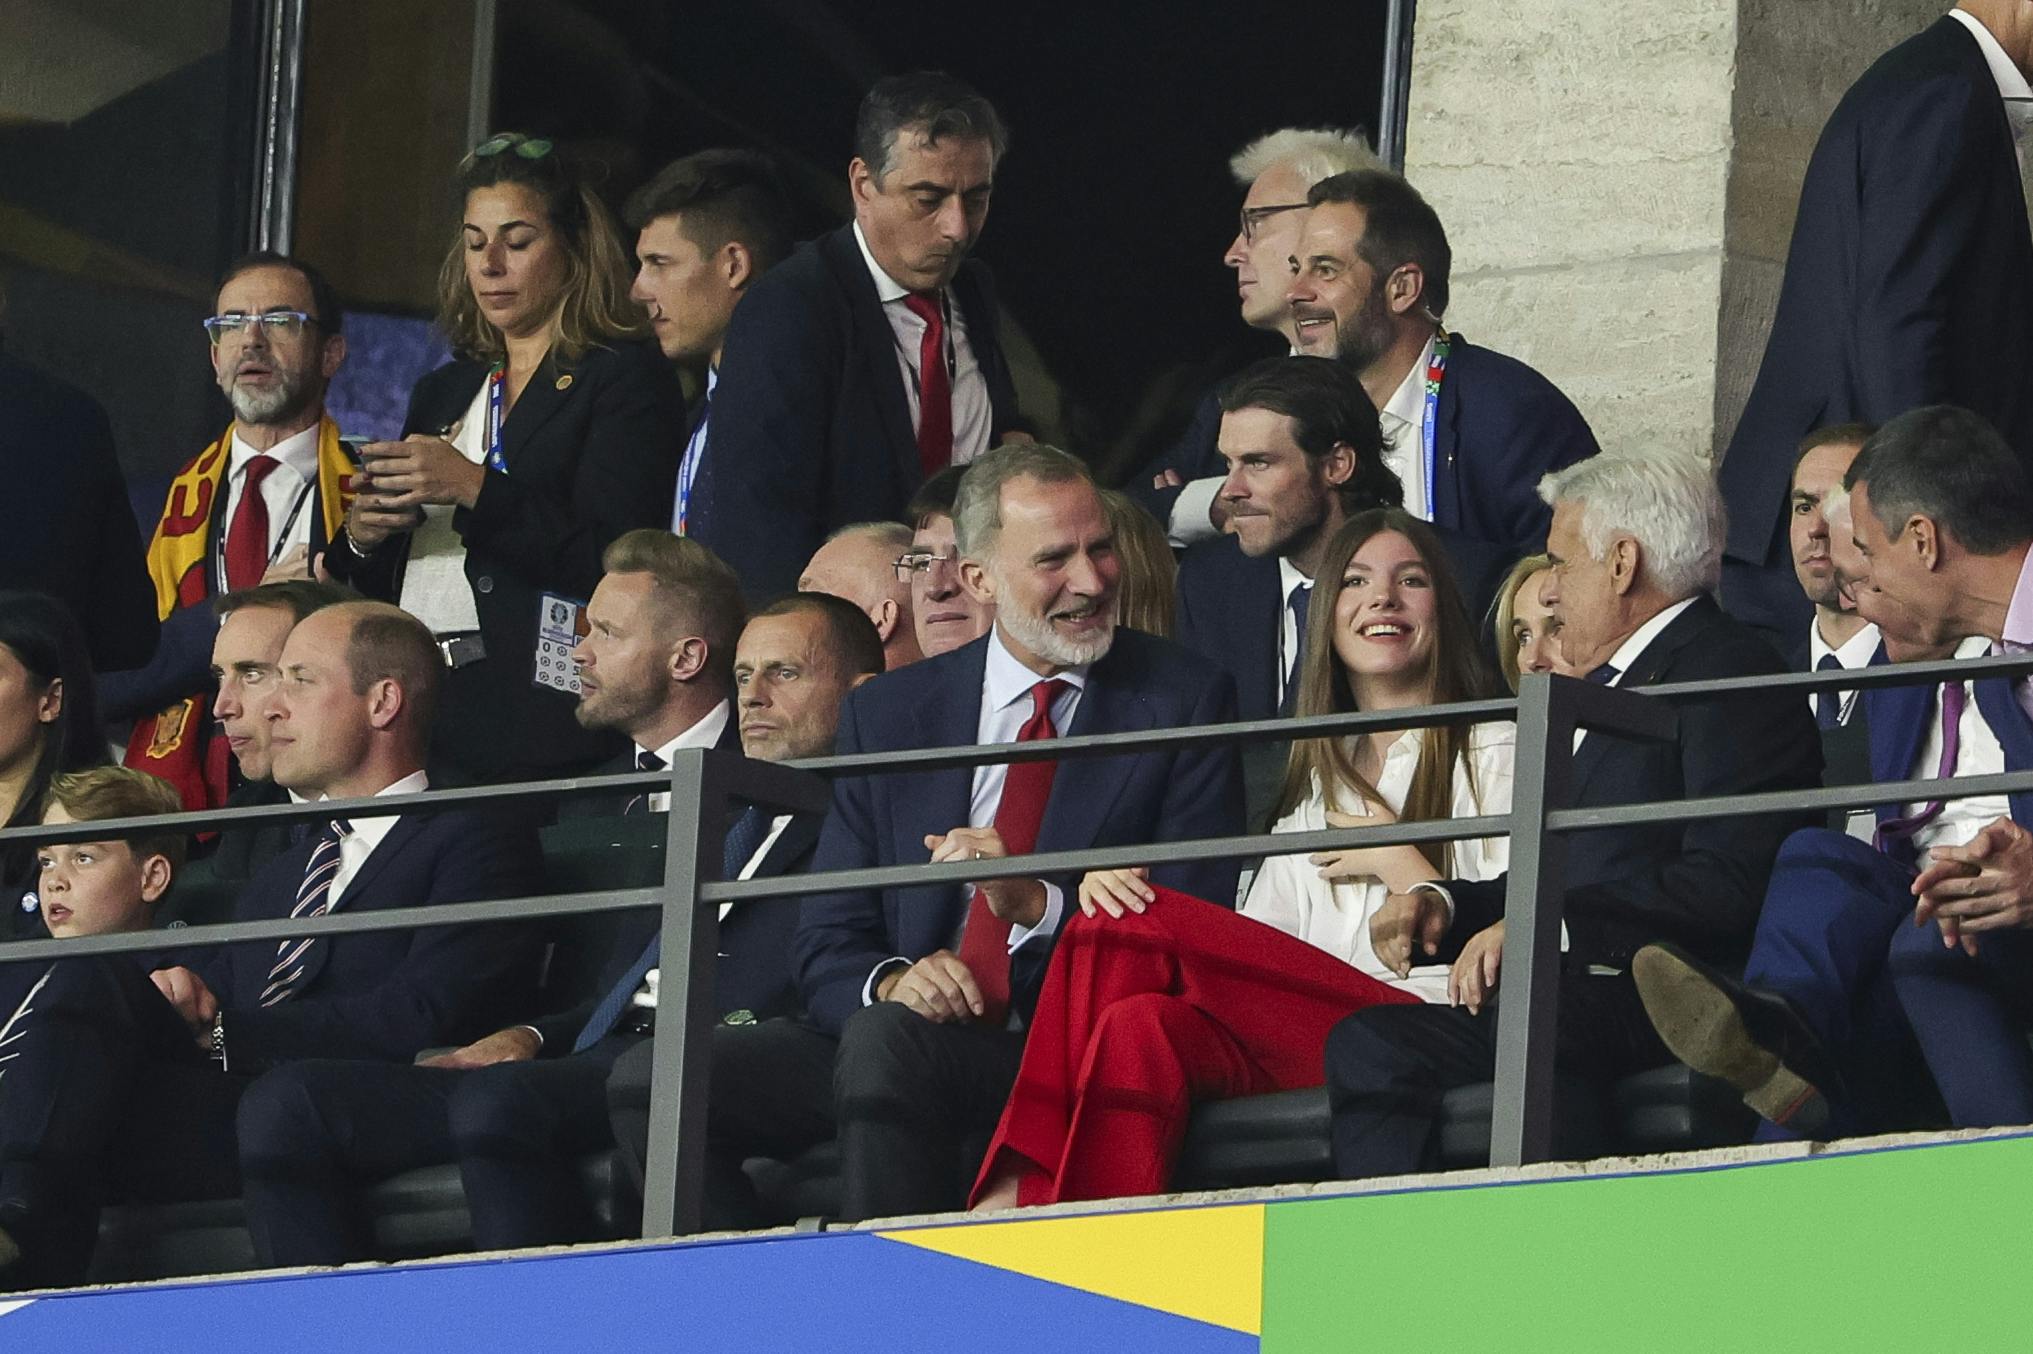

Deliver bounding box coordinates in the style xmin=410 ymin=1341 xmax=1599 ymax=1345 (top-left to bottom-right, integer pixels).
xmin=125 ymin=417 xmax=355 ymax=810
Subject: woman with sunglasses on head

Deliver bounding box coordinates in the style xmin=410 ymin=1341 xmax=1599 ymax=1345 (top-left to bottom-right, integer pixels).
xmin=970 ymin=509 xmax=1515 ymax=1209
xmin=0 ymin=592 xmax=109 ymax=940
xmin=324 ymin=134 xmax=684 ymax=783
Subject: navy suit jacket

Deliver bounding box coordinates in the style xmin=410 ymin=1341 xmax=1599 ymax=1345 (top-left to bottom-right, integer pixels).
xmin=792 ymin=627 xmax=1245 ymax=1035
xmin=1866 ymin=668 xmax=2033 ymax=872
xmin=697 ymin=223 xmax=1021 ymax=599
xmin=1720 ymin=17 xmax=2033 ymax=573
xmin=1444 ymin=597 xmax=1823 ymax=971
xmin=196 ymin=806 xmax=545 ymax=1073
xmin=1175 ymin=538 xmax=1285 ymax=722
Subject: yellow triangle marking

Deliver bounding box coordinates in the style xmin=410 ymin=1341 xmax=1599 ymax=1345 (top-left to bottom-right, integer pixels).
xmin=880 ymin=1202 xmax=1264 ymax=1335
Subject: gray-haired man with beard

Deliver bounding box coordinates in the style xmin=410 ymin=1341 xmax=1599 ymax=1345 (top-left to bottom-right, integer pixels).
xmin=690 ymin=444 xmax=1245 ymax=1228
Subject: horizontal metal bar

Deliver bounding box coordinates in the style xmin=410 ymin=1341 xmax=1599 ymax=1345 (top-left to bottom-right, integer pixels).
xmin=1545 ymin=768 xmax=2033 ymax=834
xmin=1637 ymin=650 xmax=2033 ymax=702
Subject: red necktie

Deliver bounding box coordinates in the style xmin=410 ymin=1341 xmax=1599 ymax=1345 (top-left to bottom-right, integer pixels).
xmin=902 ymin=292 xmax=953 ymax=477
xmin=224 ymin=454 xmax=280 ymax=591
xmin=958 ymin=678 xmax=1069 ymax=1026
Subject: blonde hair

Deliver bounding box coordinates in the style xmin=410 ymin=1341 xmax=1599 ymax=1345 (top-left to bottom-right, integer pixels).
xmin=43 ymin=766 xmax=187 ymax=871
xmin=1489 ymin=553 xmax=1554 ymax=694
xmin=1101 ymin=489 xmax=1177 ymax=638
xmin=436 ymin=134 xmax=645 ymax=363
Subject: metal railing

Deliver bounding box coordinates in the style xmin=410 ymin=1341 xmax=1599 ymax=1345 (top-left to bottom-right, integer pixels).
xmin=5 ymin=651 xmax=2033 ymax=1242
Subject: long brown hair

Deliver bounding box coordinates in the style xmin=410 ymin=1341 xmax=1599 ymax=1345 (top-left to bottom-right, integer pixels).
xmin=1274 ymin=510 xmax=1499 ymax=871
xmin=435 ymin=134 xmax=644 ymax=363
xmin=1100 ymin=488 xmax=1177 ymax=638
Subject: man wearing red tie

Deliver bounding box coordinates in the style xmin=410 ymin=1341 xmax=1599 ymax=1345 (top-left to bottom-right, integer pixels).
xmin=691 ymin=446 xmax=1243 ymax=1228
xmin=698 ymin=72 xmax=1025 ymax=600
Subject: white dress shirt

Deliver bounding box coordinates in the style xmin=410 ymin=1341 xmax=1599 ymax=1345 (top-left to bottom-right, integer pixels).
xmin=1277 ymin=555 xmax=1312 ymax=698
xmin=326 ymin=769 xmax=429 ymax=903
xmin=1244 ymin=724 xmax=1514 ymax=1004
xmin=221 ymin=423 xmax=321 ymax=585
xmin=1948 ymin=8 xmax=2033 ymax=139
xmin=860 ymin=626 xmax=1089 ymax=1005
xmin=1807 ymin=618 xmax=1882 ymax=726
xmin=637 ymin=701 xmax=733 ymax=813
xmin=1574 ymin=597 xmax=1699 ymax=751
xmin=1377 ymin=332 xmax=1437 ymax=521
xmin=851 ymin=221 xmax=992 ymax=464
xmin=1911 ymin=635 xmax=2012 ymax=853
xmin=398 ymin=381 xmax=488 ymax=636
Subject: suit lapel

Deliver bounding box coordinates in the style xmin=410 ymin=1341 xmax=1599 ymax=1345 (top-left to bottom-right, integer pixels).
xmin=328 ymin=815 xmax=428 ymax=916
xmin=1238 ymin=551 xmax=1282 ymax=718
xmin=822 ymin=227 xmax=919 ymax=484
xmin=1973 ymin=678 xmax=2033 ymax=827
xmin=752 ymin=812 xmax=822 ymax=880
xmin=499 ymin=351 xmax=577 ymax=469
xmin=907 ymin=646 xmax=988 ymax=945
xmin=952 ymin=265 xmax=1010 ymax=434
xmin=1430 ymin=337 xmax=1466 ymax=530
xmin=1570 ymin=598 xmax=1713 ymax=799
xmin=1035 ymin=651 xmax=1151 ymax=855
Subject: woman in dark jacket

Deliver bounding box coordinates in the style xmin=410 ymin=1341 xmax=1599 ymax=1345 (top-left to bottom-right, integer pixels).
xmin=0 ymin=591 xmax=108 ymax=940
xmin=326 ymin=133 xmax=683 ymax=783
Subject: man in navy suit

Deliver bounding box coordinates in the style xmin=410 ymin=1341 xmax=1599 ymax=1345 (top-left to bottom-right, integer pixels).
xmin=1636 ymin=407 xmax=2033 ymax=1136
xmin=698 ymin=72 xmax=1022 ymax=599
xmin=1130 ymin=126 xmax=1381 ymax=544
xmin=691 ymin=445 xmax=1244 ymax=1227
xmin=1287 ymin=169 xmax=1600 ymax=613
xmin=1717 ymin=6 xmax=2033 ymax=647
xmin=621 ymin=149 xmax=794 ymax=540
xmin=116 ymin=602 xmax=543 ymax=1214
xmin=1326 ymin=448 xmax=1822 ymax=1178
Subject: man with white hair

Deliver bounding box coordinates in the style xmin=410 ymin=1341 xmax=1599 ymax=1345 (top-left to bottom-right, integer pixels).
xmin=1324 ymin=447 xmax=1822 ymax=1179
xmin=798 ymin=521 xmax=924 ymax=670
xmin=1133 ymin=127 xmax=1379 ymax=544
xmin=699 ymin=442 xmax=1244 ymax=1227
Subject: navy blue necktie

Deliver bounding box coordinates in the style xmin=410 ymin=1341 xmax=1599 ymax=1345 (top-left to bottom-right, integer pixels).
xmin=1814 ymin=653 xmax=1846 ymax=730
xmin=1278 ymin=581 xmax=1313 ymax=716
xmin=1585 ymin=662 xmax=1621 ymax=686
xmin=623 ymin=748 xmax=666 ymax=817
xmin=570 ymin=805 xmax=773 ymax=1053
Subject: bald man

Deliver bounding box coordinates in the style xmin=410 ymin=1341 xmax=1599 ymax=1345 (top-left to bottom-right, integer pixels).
xmin=798 ymin=521 xmax=923 ymax=670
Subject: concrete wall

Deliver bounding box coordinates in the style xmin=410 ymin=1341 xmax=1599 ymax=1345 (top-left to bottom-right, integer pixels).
xmin=1404 ymin=0 xmax=1942 ymax=462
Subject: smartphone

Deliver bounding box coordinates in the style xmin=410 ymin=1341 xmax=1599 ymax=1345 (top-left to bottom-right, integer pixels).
xmin=338 ymin=434 xmax=370 ymax=468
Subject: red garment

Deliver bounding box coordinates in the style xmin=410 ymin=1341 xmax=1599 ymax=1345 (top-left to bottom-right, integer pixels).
xmin=902 ymin=292 xmax=952 ymax=477
xmin=958 ymin=678 xmax=1067 ymax=1026
xmin=971 ymin=886 xmax=1422 ymax=1207
xmin=223 ymin=454 xmax=279 ymax=591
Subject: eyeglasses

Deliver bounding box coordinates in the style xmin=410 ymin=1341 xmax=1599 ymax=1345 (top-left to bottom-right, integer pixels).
xmin=894 ymin=550 xmax=960 ymax=581
xmin=473 ymin=134 xmax=554 ymax=160
xmin=202 ymin=310 xmax=318 ymax=345
xmin=1239 ymin=202 xmax=1309 ymax=243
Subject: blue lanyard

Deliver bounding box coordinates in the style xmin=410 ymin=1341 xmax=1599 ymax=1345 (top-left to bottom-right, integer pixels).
xmin=1418 ymin=331 xmax=1451 ymax=520
xmin=484 ymin=366 xmax=510 ymax=475
xmin=674 ymin=417 xmax=707 ymax=535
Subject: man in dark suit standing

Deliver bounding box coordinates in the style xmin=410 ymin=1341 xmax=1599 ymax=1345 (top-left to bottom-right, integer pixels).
xmin=1325 ymin=448 xmax=1822 ymax=1178
xmin=1717 ymin=5 xmax=2033 ymax=646
xmin=688 ymin=445 xmax=1243 ymax=1228
xmin=1287 ymin=170 xmax=1600 ymax=612
xmin=699 ymin=72 xmax=1022 ymax=599
xmin=112 ymin=602 xmax=543 ymax=1217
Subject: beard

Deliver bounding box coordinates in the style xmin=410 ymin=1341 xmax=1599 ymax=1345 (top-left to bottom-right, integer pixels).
xmin=1332 ymin=280 xmax=1399 ymax=372
xmin=998 ymin=590 xmax=1118 ymax=668
xmin=573 ymin=666 xmax=667 ymax=734
xmin=221 ymin=366 xmax=310 ymax=426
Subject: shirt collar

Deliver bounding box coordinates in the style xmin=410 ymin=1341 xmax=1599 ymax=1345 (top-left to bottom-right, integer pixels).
xmin=851 ymin=220 xmax=914 ymax=304
xmin=322 ymin=768 xmax=429 ymax=854
xmin=1277 ymin=555 xmax=1312 ymax=598
xmin=1379 ymin=331 xmax=1438 ymax=434
xmin=2000 ymin=546 xmax=2033 ymax=651
xmin=230 ymin=420 xmax=322 ymax=483
xmin=640 ymin=700 xmax=733 ymax=767
xmin=702 ymin=365 xmax=719 ymax=397
xmin=984 ymin=625 xmax=1090 ymax=714
xmin=1809 ymin=617 xmax=1881 ymax=669
xmin=1602 ymin=596 xmax=1700 ymax=682
xmin=1949 ymin=9 xmax=2033 ymax=134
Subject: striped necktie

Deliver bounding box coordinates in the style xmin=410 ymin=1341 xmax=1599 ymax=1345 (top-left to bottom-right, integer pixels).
xmin=262 ymin=819 xmax=351 ymax=1007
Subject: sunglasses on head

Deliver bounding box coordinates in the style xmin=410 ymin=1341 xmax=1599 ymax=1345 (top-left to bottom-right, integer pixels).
xmin=473 ymin=134 xmax=553 ymax=161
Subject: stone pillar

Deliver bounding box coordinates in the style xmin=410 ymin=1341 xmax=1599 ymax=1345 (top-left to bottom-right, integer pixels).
xmin=1403 ymin=0 xmax=1945 ymax=461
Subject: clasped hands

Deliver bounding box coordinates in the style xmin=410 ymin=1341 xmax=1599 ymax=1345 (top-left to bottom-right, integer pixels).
xmin=878 ymin=827 xmax=1047 ymax=1024
xmin=1366 ymin=889 xmax=1504 ymax=1015
xmin=1913 ymin=816 xmax=2033 ymax=953
xmin=344 ymin=434 xmax=486 ymax=550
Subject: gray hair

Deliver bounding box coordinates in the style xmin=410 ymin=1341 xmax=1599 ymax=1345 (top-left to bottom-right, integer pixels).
xmin=1538 ymin=449 xmax=1725 ymax=600
xmin=826 ymin=520 xmax=914 ymax=554
xmin=953 ymin=443 xmax=1096 ymax=562
xmin=1229 ymin=127 xmax=1380 ymax=189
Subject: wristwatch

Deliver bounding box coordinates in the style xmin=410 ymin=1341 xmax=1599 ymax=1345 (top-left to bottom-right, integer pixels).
xmin=209 ymin=1011 xmax=228 ymax=1069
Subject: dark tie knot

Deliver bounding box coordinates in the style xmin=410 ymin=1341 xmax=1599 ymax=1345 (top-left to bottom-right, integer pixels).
xmin=637 ymin=749 xmax=668 ymax=773
xmin=327 ymin=818 xmax=352 ymax=839
xmin=1815 ymin=653 xmax=1845 ymax=672
xmin=1585 ymin=662 xmax=1621 ymax=686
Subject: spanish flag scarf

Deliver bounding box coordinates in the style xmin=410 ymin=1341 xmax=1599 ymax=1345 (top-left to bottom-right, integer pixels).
xmin=124 ymin=417 xmax=355 ymax=811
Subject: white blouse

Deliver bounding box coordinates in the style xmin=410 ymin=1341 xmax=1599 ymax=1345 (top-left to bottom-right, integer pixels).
xmin=1241 ymin=722 xmax=1515 ymax=1004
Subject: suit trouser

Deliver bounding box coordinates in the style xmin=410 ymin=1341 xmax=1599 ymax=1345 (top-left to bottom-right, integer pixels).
xmin=971 ymin=893 xmax=1418 ymax=1208
xmin=1325 ymin=973 xmax=1666 ymax=1180
xmin=1888 ymin=920 xmax=2033 ymax=1127
xmin=1741 ymin=827 xmax=1939 ymax=1138
xmin=237 ymin=1034 xmax=642 ymax=1267
xmin=609 ymin=1008 xmax=1025 ymax=1229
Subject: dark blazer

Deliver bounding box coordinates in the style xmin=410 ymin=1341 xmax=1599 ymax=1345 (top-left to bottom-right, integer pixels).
xmin=0 ymin=351 xmax=156 ymax=672
xmin=325 ymin=341 xmax=684 ymax=782
xmin=1443 ymin=597 xmax=1823 ymax=971
xmin=196 ymin=806 xmax=545 ymax=1073
xmin=1866 ymin=666 xmax=2033 ymax=872
xmin=697 ymin=223 xmax=1021 ymax=599
xmin=1125 ymin=387 xmax=1224 ymax=528
xmin=1175 ymin=538 xmax=1285 ymax=722
xmin=792 ymin=627 xmax=1246 ymax=1035
xmin=1720 ymin=16 xmax=2033 ymax=576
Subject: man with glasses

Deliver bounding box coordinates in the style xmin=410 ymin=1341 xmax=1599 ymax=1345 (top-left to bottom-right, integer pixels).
xmin=1286 ymin=169 xmax=1598 ymax=612
xmin=797 ymin=521 xmax=924 ymax=670
xmin=102 ymin=252 xmax=356 ymax=815
xmin=1130 ymin=127 xmax=1380 ymax=546
xmin=902 ymin=464 xmax=994 ymax=658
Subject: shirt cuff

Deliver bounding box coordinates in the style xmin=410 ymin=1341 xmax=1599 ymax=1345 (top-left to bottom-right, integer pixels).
xmin=517 ymin=1024 xmax=546 ymax=1053
xmin=1166 ymin=477 xmax=1225 ymax=548
xmin=1007 ymin=882 xmax=1065 ymax=951
xmin=863 ymin=956 xmax=912 ymax=1006
xmin=1408 ymin=880 xmax=1456 ymax=924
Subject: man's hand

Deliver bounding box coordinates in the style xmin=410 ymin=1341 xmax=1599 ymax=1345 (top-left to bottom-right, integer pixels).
xmin=259 ymin=545 xmax=310 ymax=586
xmin=150 ymin=965 xmax=219 ymax=1034
xmin=342 ymin=466 xmax=427 ymax=551
xmin=359 ymin=435 xmax=486 ymax=511
xmin=1449 ymin=921 xmax=1505 ymax=1015
xmin=924 ymin=826 xmax=1047 ymax=927
xmin=1077 ymin=867 xmax=1153 ymax=919
xmin=1368 ymin=889 xmax=1449 ymax=979
xmin=417 ymin=1026 xmax=541 ymax=1069
xmin=1152 ymin=468 xmax=1184 ymax=491
xmin=1913 ymin=818 xmax=2033 ymax=952
xmin=875 ymin=949 xmax=985 ymax=1023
